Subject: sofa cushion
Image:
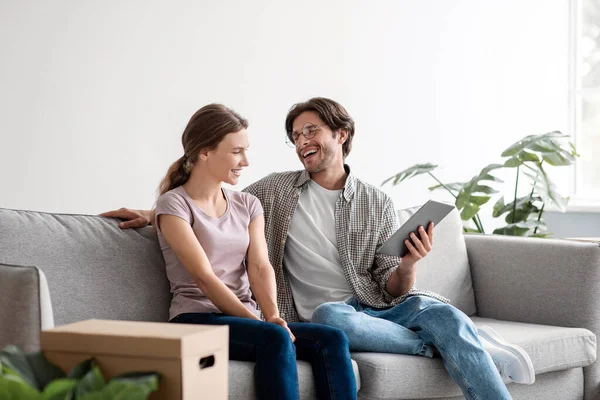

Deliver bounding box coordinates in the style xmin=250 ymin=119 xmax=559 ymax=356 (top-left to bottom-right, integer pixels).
xmin=0 ymin=208 xmax=171 ymax=326
xmin=0 ymin=263 xmax=53 ymax=352
xmin=228 ymin=359 xmax=361 ymax=399
xmin=471 ymin=317 xmax=597 ymax=375
xmin=397 ymin=206 xmax=476 ymax=316
xmin=352 ymin=317 xmax=596 ymax=399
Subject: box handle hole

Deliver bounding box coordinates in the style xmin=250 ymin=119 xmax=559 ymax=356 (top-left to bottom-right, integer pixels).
xmin=199 ymin=355 xmax=215 ymax=369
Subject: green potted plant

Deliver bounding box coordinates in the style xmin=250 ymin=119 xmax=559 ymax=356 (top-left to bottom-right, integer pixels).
xmin=0 ymin=345 xmax=159 ymax=400
xmin=382 ymin=131 xmax=579 ymax=237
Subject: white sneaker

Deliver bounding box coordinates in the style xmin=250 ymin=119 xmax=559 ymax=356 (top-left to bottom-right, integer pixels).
xmin=478 ymin=325 xmax=535 ymax=385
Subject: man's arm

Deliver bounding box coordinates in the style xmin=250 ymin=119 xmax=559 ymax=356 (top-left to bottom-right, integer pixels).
xmin=99 ymin=208 xmax=155 ymax=229
xmin=385 ymin=223 xmax=433 ymax=296
xmin=101 ymin=173 xmax=274 ymax=229
xmin=372 ymin=198 xmax=433 ymax=299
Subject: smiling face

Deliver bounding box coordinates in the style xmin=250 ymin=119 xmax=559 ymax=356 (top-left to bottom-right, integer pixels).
xmin=199 ymin=129 xmax=249 ymax=186
xmin=292 ymin=111 xmax=347 ymax=174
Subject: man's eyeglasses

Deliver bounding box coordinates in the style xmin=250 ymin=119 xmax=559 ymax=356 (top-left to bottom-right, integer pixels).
xmin=285 ymin=123 xmax=326 ymax=147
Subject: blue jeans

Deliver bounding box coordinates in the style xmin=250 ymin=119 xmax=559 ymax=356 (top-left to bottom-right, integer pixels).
xmin=170 ymin=313 xmax=357 ymax=400
xmin=311 ymin=296 xmax=512 ymax=400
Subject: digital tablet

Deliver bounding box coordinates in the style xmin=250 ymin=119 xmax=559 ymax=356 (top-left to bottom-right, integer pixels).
xmin=376 ymin=200 xmax=455 ymax=257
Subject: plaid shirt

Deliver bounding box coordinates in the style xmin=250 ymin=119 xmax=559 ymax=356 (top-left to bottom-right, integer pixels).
xmin=243 ymin=165 xmax=448 ymax=322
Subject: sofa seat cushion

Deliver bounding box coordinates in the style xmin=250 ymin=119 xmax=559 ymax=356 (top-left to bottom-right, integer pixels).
xmin=352 ymin=318 xmax=596 ymax=399
xmin=471 ymin=317 xmax=597 ymax=375
xmin=228 ymin=359 xmax=361 ymax=399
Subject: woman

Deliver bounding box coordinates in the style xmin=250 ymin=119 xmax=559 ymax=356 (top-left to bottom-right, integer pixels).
xmin=154 ymin=104 xmax=356 ymax=400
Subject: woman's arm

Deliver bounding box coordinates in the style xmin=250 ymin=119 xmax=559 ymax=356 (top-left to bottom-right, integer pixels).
xmin=158 ymin=214 xmax=259 ymax=320
xmin=247 ymin=215 xmax=294 ymax=340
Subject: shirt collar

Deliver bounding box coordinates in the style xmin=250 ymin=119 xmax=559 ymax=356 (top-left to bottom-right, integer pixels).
xmin=293 ymin=164 xmax=356 ymax=202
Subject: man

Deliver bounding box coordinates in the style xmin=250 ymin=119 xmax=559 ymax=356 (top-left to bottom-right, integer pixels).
xmin=103 ymin=98 xmax=534 ymax=399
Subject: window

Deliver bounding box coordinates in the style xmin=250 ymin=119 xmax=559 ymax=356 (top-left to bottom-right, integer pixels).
xmin=572 ymin=0 xmax=600 ymax=204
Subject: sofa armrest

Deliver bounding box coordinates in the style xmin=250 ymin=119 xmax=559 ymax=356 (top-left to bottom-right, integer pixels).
xmin=0 ymin=263 xmax=54 ymax=352
xmin=465 ymin=234 xmax=600 ymax=329
xmin=465 ymin=234 xmax=600 ymax=400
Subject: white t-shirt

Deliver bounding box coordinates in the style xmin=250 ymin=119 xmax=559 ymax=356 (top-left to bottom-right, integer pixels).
xmin=283 ymin=179 xmax=354 ymax=321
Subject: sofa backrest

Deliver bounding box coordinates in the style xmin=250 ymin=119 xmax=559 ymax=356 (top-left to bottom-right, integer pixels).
xmin=397 ymin=206 xmax=476 ymax=316
xmin=0 ymin=204 xmax=476 ymax=332
xmin=0 ymin=208 xmax=171 ymax=327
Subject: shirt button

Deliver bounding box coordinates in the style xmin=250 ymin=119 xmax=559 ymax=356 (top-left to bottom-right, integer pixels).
xmin=281 ymin=239 xmax=286 ymax=245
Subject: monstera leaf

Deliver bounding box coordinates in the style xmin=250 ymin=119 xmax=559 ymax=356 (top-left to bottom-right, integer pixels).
xmin=493 ymin=196 xmax=542 ymax=224
xmin=502 ymin=131 xmax=578 ymax=167
xmin=454 ymin=164 xmax=503 ymax=220
xmin=521 ymin=163 xmax=569 ymax=211
xmin=493 ymin=220 xmax=548 ymax=237
xmin=382 ymin=163 xmax=438 ymax=186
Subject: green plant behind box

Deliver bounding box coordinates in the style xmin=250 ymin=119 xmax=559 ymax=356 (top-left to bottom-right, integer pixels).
xmin=0 ymin=345 xmax=160 ymax=400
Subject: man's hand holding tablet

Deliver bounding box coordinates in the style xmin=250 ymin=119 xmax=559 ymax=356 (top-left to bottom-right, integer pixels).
xmin=376 ymin=200 xmax=455 ymax=258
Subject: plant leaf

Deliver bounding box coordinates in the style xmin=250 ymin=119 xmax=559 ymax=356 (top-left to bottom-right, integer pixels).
xmin=0 ymin=374 xmax=43 ymax=400
xmin=381 ymin=163 xmax=438 ymax=186
xmin=96 ymin=373 xmax=160 ymax=400
xmin=501 ymin=131 xmax=579 ymax=169
xmin=460 ymin=204 xmax=480 ymax=221
xmin=99 ymin=383 xmax=147 ymax=400
xmin=454 ymin=164 xmax=503 ymax=220
xmin=0 ymin=346 xmax=39 ymax=390
xmin=505 ymin=202 xmax=539 ymax=224
xmin=111 ymin=372 xmax=159 ymax=394
xmin=481 ymin=173 xmax=504 ymax=183
xmin=25 ymin=352 xmax=66 ymax=391
xmin=501 ymin=131 xmax=567 ymax=157
xmin=493 ymin=224 xmax=532 ymax=236
xmin=67 ymin=359 xmax=93 ymax=380
xmin=42 ymin=378 xmax=77 ymax=400
xmin=493 ymin=196 xmax=541 ymax=223
xmin=75 ymin=365 xmax=105 ymax=397
xmin=531 ymin=232 xmax=553 ymax=238
xmin=542 ymin=151 xmax=576 ymax=166
xmin=503 ymin=151 xmax=541 ymax=168
xmin=492 ymin=197 xmax=506 ymax=218
xmin=77 ymin=393 xmax=106 ymax=400
xmin=527 ymin=163 xmax=569 ymax=211
xmin=428 ymin=182 xmax=464 ymax=192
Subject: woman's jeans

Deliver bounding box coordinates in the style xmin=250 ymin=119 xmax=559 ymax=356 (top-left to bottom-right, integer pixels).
xmin=312 ymin=296 xmax=512 ymax=400
xmin=170 ymin=313 xmax=357 ymax=400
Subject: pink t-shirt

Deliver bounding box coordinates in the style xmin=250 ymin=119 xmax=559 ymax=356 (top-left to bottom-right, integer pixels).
xmin=155 ymin=186 xmax=263 ymax=320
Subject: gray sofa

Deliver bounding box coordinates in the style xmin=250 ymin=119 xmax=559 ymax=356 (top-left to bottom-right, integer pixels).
xmin=0 ymin=206 xmax=598 ymax=400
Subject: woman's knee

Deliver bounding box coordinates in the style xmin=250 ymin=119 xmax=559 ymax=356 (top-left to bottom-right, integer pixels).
xmin=313 ymin=325 xmax=350 ymax=349
xmin=261 ymin=323 xmax=295 ymax=352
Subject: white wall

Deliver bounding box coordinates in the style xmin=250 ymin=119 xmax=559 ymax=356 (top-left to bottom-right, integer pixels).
xmin=0 ymin=0 xmax=569 ymax=216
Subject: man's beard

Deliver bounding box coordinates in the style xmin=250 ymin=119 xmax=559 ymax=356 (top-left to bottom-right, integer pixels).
xmin=304 ymin=146 xmax=334 ymax=173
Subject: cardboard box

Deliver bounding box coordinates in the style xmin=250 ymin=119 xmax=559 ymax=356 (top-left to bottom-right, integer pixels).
xmin=41 ymin=319 xmax=228 ymax=400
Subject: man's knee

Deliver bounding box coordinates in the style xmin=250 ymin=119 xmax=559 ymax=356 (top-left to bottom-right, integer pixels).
xmin=422 ymin=303 xmax=472 ymax=330
xmin=311 ymin=301 xmax=352 ymax=326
